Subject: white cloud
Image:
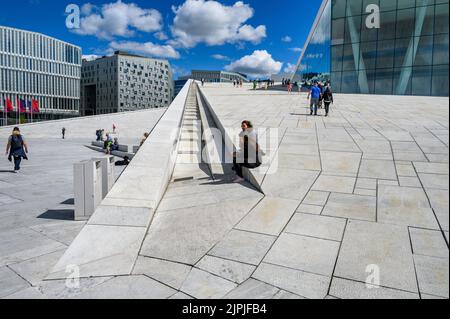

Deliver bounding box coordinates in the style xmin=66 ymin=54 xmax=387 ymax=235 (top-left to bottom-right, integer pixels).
xmin=212 ymin=54 xmax=231 ymax=61
xmin=154 ymin=31 xmax=168 ymax=41
xmin=82 ymin=54 xmax=101 ymax=61
xmin=170 ymin=0 xmax=266 ymax=48
xmin=225 ymin=50 xmax=282 ymax=77
xmin=171 ymin=64 xmax=189 ymax=76
xmin=283 ymin=63 xmax=297 ymax=74
xmin=74 ymin=1 xmax=163 ymax=40
xmin=109 ymin=41 xmax=180 ymax=59
xmin=281 ymin=36 xmax=292 ymax=43
xmin=289 ymin=47 xmax=303 ymax=53
xmin=81 ymin=3 xmax=96 ymax=15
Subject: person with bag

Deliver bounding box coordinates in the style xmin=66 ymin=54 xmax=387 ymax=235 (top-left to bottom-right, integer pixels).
xmin=322 ymin=83 xmax=334 ymax=117
xmin=232 ymin=120 xmax=262 ymax=183
xmin=5 ymin=127 xmax=29 ymax=172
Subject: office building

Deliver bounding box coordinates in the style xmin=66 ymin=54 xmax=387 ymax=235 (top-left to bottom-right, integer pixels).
xmin=0 ymin=25 xmax=81 ymax=124
xmin=190 ymin=70 xmax=248 ymax=83
xmin=80 ymin=51 xmax=174 ymax=116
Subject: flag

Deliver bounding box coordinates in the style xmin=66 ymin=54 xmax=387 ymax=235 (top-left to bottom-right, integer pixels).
xmin=5 ymin=97 xmax=13 ymax=113
xmin=19 ymin=99 xmax=27 ymax=113
xmin=32 ymin=99 xmax=40 ymax=113
xmin=27 ymin=100 xmax=32 ymax=112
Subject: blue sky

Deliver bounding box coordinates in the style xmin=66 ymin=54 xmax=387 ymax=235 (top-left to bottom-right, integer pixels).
xmin=0 ymin=0 xmax=322 ymax=78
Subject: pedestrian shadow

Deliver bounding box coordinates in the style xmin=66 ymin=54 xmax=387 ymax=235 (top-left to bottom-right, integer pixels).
xmin=38 ymin=209 xmax=74 ymax=221
xmin=60 ymin=198 xmax=75 ymax=205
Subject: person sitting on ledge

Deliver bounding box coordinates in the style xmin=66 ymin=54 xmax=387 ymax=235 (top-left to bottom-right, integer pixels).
xmin=111 ymin=138 xmax=120 ymax=152
xmin=140 ymin=133 xmax=150 ymax=147
xmin=232 ymin=120 xmax=262 ymax=183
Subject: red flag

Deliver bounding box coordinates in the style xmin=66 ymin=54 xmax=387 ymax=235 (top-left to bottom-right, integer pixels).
xmin=32 ymin=99 xmax=40 ymax=113
xmin=5 ymin=97 xmax=13 ymax=113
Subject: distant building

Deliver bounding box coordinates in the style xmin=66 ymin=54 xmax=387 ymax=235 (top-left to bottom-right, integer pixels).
xmin=190 ymin=70 xmax=248 ymax=83
xmin=80 ymin=51 xmax=174 ymax=116
xmin=0 ymin=25 xmax=82 ymax=124
xmin=174 ymin=79 xmax=189 ymax=97
xmin=292 ymin=0 xmax=449 ymax=96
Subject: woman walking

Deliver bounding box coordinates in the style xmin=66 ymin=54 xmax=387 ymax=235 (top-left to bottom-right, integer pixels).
xmin=5 ymin=127 xmax=29 ymax=172
xmin=232 ymin=121 xmax=262 ymax=183
xmin=322 ymin=84 xmax=334 ymax=117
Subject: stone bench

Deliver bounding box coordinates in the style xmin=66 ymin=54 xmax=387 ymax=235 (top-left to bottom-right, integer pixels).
xmin=91 ymin=141 xmax=130 ymax=153
xmin=87 ymin=145 xmax=135 ymax=160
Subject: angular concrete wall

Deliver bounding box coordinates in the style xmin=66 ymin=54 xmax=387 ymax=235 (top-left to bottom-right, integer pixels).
xmin=47 ymin=80 xmax=193 ymax=279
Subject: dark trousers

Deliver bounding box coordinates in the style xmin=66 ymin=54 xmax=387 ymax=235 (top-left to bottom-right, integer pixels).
xmin=14 ymin=156 xmax=22 ymax=171
xmin=310 ymin=98 xmax=319 ymax=115
xmin=324 ymin=102 xmax=331 ymax=114
xmin=233 ymin=157 xmax=260 ymax=178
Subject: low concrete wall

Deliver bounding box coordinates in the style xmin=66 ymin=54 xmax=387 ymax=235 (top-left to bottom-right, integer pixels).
xmin=48 ymin=80 xmax=193 ymax=279
xmin=197 ymin=84 xmax=264 ymax=193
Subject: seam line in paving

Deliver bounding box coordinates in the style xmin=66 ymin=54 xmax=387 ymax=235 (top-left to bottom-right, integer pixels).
xmin=412 ymin=164 xmax=449 ymax=249
xmin=407 ymin=226 xmax=422 ymax=298
xmin=26 ymin=226 xmax=71 ymax=248
xmin=326 ymin=219 xmax=349 ymax=296
xmin=5 ymin=264 xmax=33 ymax=289
xmin=282 ymin=231 xmax=342 ymax=244
xmin=331 ymin=275 xmax=421 ymax=296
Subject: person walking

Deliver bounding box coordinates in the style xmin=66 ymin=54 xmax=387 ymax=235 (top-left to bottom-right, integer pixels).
xmin=322 ymin=84 xmax=334 ymax=117
xmin=232 ymin=121 xmax=262 ymax=183
xmin=253 ymin=80 xmax=257 ymax=90
xmin=62 ymin=127 xmax=66 ymax=139
xmin=307 ymin=82 xmax=322 ymax=116
xmin=201 ymin=78 xmax=205 ymax=87
xmin=5 ymin=127 xmax=28 ymax=172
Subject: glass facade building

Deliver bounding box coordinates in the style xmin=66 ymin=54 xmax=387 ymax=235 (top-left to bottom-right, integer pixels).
xmin=293 ymin=0 xmax=449 ymax=96
xmin=0 ymin=26 xmax=82 ymax=122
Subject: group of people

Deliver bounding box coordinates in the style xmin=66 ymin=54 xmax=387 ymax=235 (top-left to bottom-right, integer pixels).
xmin=252 ymin=79 xmax=275 ymax=90
xmin=307 ymin=81 xmax=334 ymax=117
xmin=103 ymin=134 xmax=120 ymax=155
xmin=233 ymin=79 xmax=244 ymax=88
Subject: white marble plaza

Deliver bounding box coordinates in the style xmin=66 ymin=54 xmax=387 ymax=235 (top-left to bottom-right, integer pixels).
xmin=0 ymin=82 xmax=448 ymax=299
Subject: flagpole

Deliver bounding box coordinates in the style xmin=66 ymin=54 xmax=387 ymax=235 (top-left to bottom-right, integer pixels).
xmin=16 ymin=97 xmax=19 ymax=125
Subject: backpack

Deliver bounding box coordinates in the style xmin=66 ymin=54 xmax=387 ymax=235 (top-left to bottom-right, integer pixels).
xmin=11 ymin=135 xmax=23 ymax=149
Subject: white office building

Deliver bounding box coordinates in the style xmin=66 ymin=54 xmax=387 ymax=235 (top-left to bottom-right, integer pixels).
xmin=0 ymin=25 xmax=82 ymax=124
xmin=80 ymin=51 xmax=174 ymax=116
xmin=190 ymin=70 xmax=248 ymax=83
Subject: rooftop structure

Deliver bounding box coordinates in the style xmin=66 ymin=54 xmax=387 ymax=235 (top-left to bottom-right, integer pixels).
xmin=190 ymin=70 xmax=249 ymax=83
xmin=0 ymin=82 xmax=448 ymax=299
xmin=292 ymin=0 xmax=449 ymax=96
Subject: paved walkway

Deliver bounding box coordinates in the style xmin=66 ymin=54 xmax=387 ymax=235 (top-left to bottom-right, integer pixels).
xmin=1 ymin=85 xmax=448 ymax=299
xmin=0 ymin=109 xmax=165 ymax=299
